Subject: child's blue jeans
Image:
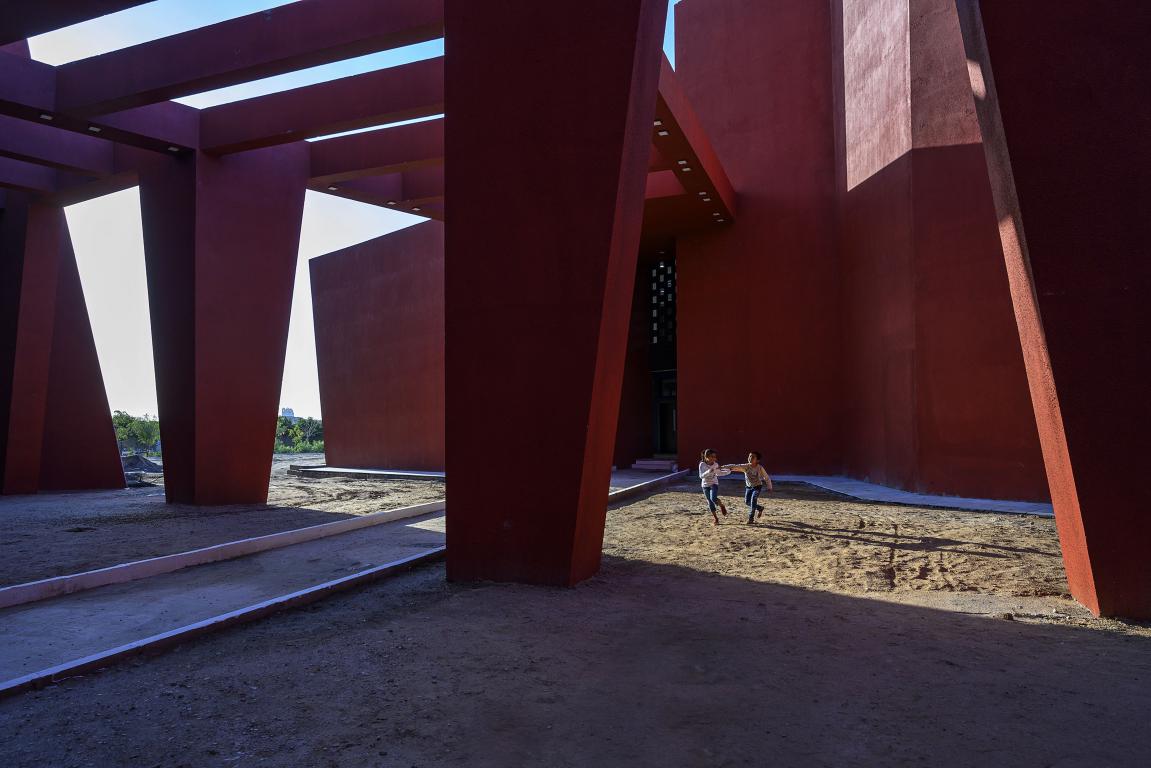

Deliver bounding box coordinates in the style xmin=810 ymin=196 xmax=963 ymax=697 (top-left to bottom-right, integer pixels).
xmin=745 ymin=485 xmax=763 ymax=521
xmin=703 ymin=484 xmax=720 ymax=512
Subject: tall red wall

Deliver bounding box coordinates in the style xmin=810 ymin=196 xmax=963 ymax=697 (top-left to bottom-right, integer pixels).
xmin=311 ymin=221 xmax=444 ymax=471
xmin=673 ymin=0 xmax=1046 ymax=501
xmin=832 ymin=0 xmax=1046 ymax=500
xmin=674 ymin=0 xmax=842 ymax=474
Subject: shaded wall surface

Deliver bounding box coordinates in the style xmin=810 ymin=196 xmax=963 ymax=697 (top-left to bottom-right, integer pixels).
xmin=673 ymin=0 xmax=1046 ymax=501
xmin=312 ymin=221 xmax=445 ymax=472
xmin=675 ymin=0 xmax=842 ymax=475
xmin=613 ymin=259 xmax=655 ymax=470
xmin=832 ymin=0 xmax=1046 ymax=500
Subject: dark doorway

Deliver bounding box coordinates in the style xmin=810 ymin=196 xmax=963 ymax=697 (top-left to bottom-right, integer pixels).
xmin=649 ymin=256 xmax=677 ymax=456
xmin=653 ymin=372 xmax=677 ymax=454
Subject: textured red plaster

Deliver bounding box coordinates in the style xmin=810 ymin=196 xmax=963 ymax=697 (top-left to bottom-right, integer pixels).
xmin=311 ymin=222 xmax=444 ymax=472
xmin=675 ymin=0 xmax=842 ymax=476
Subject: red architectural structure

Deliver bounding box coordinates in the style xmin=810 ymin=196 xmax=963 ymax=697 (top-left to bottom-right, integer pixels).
xmin=0 ymin=0 xmax=1146 ymax=616
xmin=311 ymin=222 xmax=445 ymax=472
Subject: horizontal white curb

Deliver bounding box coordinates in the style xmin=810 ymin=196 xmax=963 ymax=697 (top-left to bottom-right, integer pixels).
xmin=608 ymin=469 xmax=691 ymax=503
xmin=0 ymin=500 xmax=445 ymax=610
xmin=0 ymin=547 xmax=446 ymax=699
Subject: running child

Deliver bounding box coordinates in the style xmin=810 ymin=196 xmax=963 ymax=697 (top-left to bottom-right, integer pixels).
xmin=698 ymin=448 xmax=731 ymax=525
xmin=728 ymin=451 xmax=773 ymax=524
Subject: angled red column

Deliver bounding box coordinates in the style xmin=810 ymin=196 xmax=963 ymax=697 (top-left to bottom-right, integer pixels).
xmin=0 ymin=199 xmax=59 ymax=493
xmin=444 ymin=0 xmax=668 ymax=585
xmin=0 ymin=197 xmax=122 ymax=494
xmin=38 ymin=226 xmax=124 ymax=492
xmin=138 ymin=145 xmax=308 ymax=504
xmin=311 ymin=222 xmax=445 ymax=471
xmin=956 ymin=1 xmax=1151 ymax=617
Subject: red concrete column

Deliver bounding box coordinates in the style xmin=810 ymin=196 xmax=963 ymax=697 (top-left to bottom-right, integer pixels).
xmin=956 ymin=1 xmax=1151 ymax=616
xmin=311 ymin=222 xmax=445 ymax=472
xmin=0 ymin=193 xmax=30 ymax=489
xmin=444 ymin=0 xmax=668 ymax=585
xmin=138 ymin=144 xmax=308 ymax=504
xmin=38 ymin=228 xmax=124 ymax=492
xmin=0 ymin=197 xmax=122 ymax=494
xmin=0 ymin=201 xmax=61 ymax=493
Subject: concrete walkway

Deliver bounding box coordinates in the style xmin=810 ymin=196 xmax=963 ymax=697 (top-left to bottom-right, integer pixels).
xmin=766 ymin=475 xmax=1054 ymax=517
xmin=0 ymin=513 xmax=445 ymax=687
xmin=288 ymin=465 xmax=676 ymax=493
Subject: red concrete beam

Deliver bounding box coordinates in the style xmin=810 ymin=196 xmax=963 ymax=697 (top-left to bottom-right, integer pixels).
xmin=0 ymin=53 xmax=201 ymax=153
xmin=444 ymin=0 xmax=668 ymax=586
xmin=201 ymin=57 xmax=444 ymax=154
xmin=956 ymin=0 xmax=1151 ymax=617
xmin=308 ymin=120 xmax=443 ymax=184
xmin=0 ymin=158 xmax=56 ymax=195
xmin=654 ymin=58 xmax=737 ymax=221
xmin=0 ymin=1 xmax=151 ymax=45
xmin=56 ymin=0 xmax=445 ymax=117
xmin=138 ymin=145 xmax=309 ymax=504
xmin=0 ymin=114 xmax=113 ymax=175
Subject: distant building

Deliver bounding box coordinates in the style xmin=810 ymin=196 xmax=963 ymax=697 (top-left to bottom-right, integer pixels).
xmin=280 ymin=408 xmax=297 ymax=423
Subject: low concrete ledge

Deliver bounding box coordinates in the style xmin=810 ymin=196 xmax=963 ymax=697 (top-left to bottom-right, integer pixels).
xmin=0 ymin=547 xmax=446 ymax=699
xmin=609 ymin=469 xmax=691 ymax=503
xmin=288 ymin=465 xmax=446 ymax=481
xmin=0 ymin=500 xmax=446 ymax=610
xmin=724 ymin=474 xmax=1055 ymax=517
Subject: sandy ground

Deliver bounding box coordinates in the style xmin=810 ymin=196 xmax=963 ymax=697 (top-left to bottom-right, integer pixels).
xmin=0 ymin=455 xmax=444 ymax=587
xmin=2 ymin=479 xmax=1150 ymax=766
xmin=609 ymin=480 xmax=1070 ymax=602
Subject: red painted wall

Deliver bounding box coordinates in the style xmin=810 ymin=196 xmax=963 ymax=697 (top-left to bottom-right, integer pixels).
xmin=832 ymin=0 xmax=1046 ymax=500
xmin=673 ymin=0 xmax=1045 ymax=501
xmin=311 ymin=221 xmax=445 ymax=471
xmin=675 ymin=0 xmax=842 ymax=475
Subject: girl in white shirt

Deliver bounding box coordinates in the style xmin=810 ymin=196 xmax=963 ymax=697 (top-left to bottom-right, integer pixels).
xmin=698 ymin=449 xmax=732 ymax=525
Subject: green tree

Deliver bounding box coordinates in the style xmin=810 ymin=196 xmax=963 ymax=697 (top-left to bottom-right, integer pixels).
xmin=296 ymin=417 xmax=323 ymax=444
xmin=132 ymin=415 xmax=161 ymax=453
xmin=275 ymin=415 xmax=302 ymax=448
xmin=112 ymin=411 xmax=161 ymax=454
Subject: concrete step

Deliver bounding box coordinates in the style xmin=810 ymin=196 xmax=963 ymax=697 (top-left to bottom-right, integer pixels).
xmin=630 ymin=459 xmax=678 ymax=472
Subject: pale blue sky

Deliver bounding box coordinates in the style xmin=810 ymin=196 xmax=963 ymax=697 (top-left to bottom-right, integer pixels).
xmin=30 ymin=1 xmax=680 ymax=418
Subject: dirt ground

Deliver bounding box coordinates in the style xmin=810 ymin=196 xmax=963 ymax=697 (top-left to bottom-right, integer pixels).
xmin=0 ymin=455 xmax=444 ymax=586
xmin=3 ymin=478 xmax=1150 ymax=767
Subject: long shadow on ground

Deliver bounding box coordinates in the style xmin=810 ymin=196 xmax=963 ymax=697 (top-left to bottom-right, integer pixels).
xmin=2 ymin=554 xmax=1149 ymax=767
